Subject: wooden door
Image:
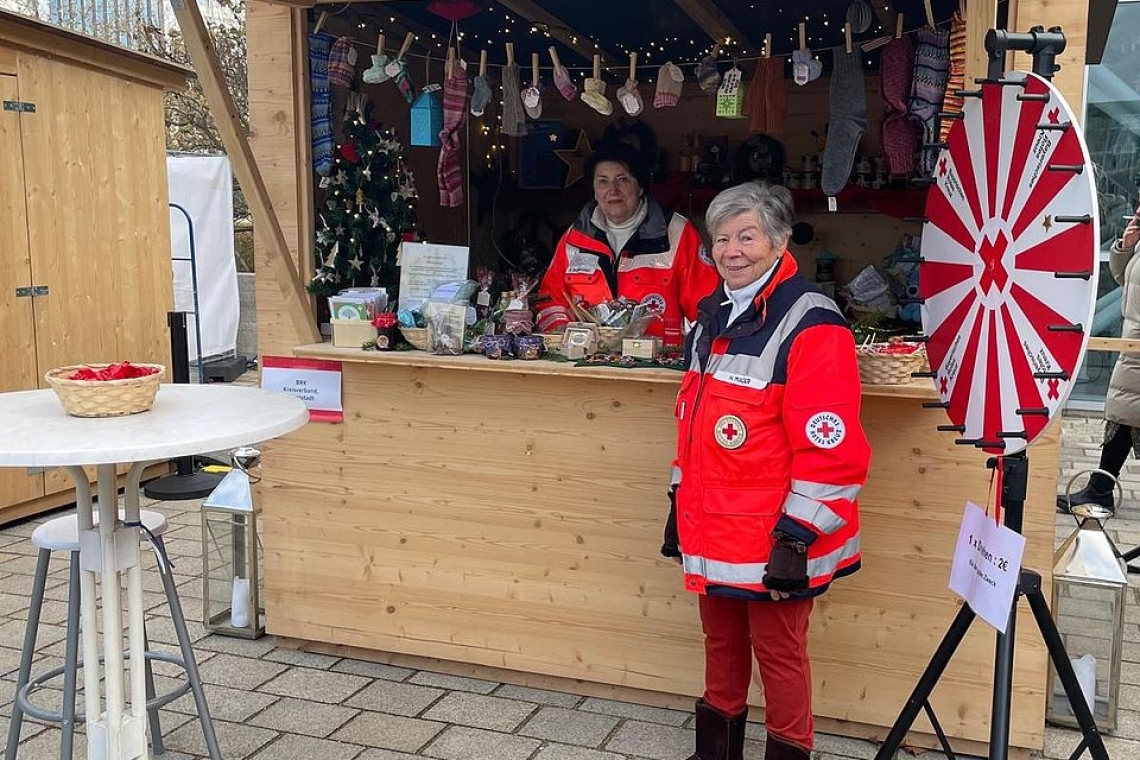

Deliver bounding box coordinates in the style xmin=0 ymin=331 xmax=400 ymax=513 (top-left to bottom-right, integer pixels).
xmin=16 ymin=54 xmax=173 ymax=495
xmin=0 ymin=70 xmax=47 ymax=507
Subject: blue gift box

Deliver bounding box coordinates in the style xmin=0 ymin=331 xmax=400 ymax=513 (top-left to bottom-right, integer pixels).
xmin=410 ymin=89 xmax=443 ymax=147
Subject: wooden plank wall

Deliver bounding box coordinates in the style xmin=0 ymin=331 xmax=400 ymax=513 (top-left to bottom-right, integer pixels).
xmin=1010 ymin=0 xmax=1089 ymax=120
xmin=262 ymin=362 xmax=1056 ymax=749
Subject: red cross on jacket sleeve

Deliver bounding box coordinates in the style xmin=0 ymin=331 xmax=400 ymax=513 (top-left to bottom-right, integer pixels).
xmin=774 ymin=323 xmax=872 ymax=545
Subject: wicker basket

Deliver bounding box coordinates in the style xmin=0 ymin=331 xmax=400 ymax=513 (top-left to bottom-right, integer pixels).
xmin=399 ymin=326 xmax=431 ymax=350
xmin=856 ymin=346 xmax=928 ymax=386
xmin=45 ymin=364 xmax=165 ymax=417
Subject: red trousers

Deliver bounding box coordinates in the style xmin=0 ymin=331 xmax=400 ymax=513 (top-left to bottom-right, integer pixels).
xmin=699 ymin=594 xmax=814 ymax=750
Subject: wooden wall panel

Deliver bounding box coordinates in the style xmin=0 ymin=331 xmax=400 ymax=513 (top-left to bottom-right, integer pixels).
xmin=1011 ymin=0 xmax=1088 ymax=120
xmin=248 ymin=3 xmax=311 ymax=358
xmin=0 ymin=72 xmax=45 ymax=508
xmin=263 ymin=359 xmax=1056 ymax=749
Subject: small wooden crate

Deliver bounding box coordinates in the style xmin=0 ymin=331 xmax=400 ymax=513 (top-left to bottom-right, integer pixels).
xmin=45 ymin=364 xmax=165 ymax=417
xmin=332 ymin=319 xmax=378 ymax=349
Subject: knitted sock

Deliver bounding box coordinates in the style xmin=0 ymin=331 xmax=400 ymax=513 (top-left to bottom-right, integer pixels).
xmin=328 ymin=37 xmax=357 ymax=88
xmin=909 ymin=27 xmax=950 ymax=132
xmin=470 ymin=74 xmax=492 ymax=116
xmin=696 ymin=55 xmax=720 ymax=93
xmin=501 ymin=64 xmax=528 ymax=136
xmin=553 ymin=64 xmax=578 ymax=101
xmin=747 ymin=56 xmax=786 ymax=134
xmin=363 ymin=54 xmax=390 ymax=84
xmin=309 ymin=32 xmax=334 ymax=177
xmin=438 ymin=65 xmax=469 ymax=208
xmin=522 ymin=82 xmax=543 ymax=119
xmin=618 ymin=78 xmax=643 ymax=116
xmin=880 ymin=36 xmax=918 ymax=175
xmin=392 ymin=59 xmax=416 ymax=104
xmin=654 ymin=62 xmax=683 ymax=107
xmin=792 ymin=49 xmax=822 ymax=86
xmin=821 ymin=49 xmax=867 ymax=196
xmin=940 ymin=11 xmax=967 ymax=141
xmin=581 ymin=77 xmax=613 ymax=116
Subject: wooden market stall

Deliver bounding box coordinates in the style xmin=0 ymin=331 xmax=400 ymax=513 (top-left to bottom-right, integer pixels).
xmin=0 ymin=10 xmax=190 ymax=524
xmin=234 ymin=0 xmax=1104 ymax=753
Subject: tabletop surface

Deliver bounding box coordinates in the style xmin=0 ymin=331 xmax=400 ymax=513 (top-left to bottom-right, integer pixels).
xmin=0 ymin=385 xmax=309 ymax=467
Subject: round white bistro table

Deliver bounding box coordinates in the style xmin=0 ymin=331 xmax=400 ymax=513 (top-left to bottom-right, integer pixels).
xmin=0 ymin=385 xmax=308 ymax=760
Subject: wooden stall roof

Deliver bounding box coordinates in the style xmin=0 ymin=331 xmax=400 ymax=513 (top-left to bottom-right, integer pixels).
xmin=0 ymin=8 xmax=193 ymax=91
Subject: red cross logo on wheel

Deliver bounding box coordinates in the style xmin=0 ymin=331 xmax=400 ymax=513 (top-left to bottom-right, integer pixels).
xmin=714 ymin=415 xmax=747 ymax=450
xmin=939 ymin=158 xmax=948 ymax=176
xmin=1047 ymin=378 xmax=1060 ymax=400
xmin=940 ymin=375 xmax=949 ymax=395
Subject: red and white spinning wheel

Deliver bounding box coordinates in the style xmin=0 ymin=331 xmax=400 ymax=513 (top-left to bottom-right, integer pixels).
xmin=920 ymin=71 xmax=1099 ymax=454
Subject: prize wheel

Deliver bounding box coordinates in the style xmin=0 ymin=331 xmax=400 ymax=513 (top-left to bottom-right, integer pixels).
xmin=920 ymin=72 xmax=1099 ymax=455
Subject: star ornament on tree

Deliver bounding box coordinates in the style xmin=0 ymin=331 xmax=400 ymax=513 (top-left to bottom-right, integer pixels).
xmin=554 ymin=129 xmax=593 ymax=188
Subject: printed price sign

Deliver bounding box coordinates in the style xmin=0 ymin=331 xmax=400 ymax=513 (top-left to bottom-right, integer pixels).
xmin=260 ymin=356 xmax=343 ymax=423
xmin=948 ymin=501 xmax=1026 ymax=634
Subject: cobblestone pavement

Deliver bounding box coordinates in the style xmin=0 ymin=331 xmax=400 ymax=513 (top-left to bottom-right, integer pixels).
xmin=1 ymin=412 xmax=1138 ymax=760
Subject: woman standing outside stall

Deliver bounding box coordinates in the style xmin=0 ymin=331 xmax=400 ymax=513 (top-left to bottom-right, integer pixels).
xmin=662 ymin=182 xmax=872 ymax=760
xmin=535 ymin=142 xmax=719 ymax=345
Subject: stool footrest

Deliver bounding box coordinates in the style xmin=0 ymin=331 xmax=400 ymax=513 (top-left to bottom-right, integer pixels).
xmin=16 ymin=651 xmax=192 ymax=724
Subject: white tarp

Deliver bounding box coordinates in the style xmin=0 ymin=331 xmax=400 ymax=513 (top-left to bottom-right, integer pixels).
xmin=167 ymin=154 xmax=238 ymax=362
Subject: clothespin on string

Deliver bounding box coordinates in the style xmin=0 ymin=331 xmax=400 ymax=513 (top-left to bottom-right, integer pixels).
xmin=314 ymin=11 xmax=328 ymax=34
xmin=592 ymin=53 xmax=601 ymax=81
xmin=629 ymin=51 xmax=637 ymax=77
xmin=479 ymin=49 xmax=488 ymax=77
xmin=397 ymin=32 xmax=415 ymax=61
xmin=764 ymin=33 xmax=772 ymax=58
xmin=532 ymin=52 xmax=540 ymax=87
xmin=446 ymin=46 xmax=456 ymax=78
xmin=505 ymin=42 xmax=515 ymax=66
xmin=798 ymin=22 xmax=807 ymax=52
xmin=376 ymin=33 xmax=385 ymax=54
xmin=924 ymin=0 xmax=936 ymax=29
xmin=844 ymin=22 xmax=853 ymax=54
xmin=896 ymin=13 xmax=904 ymax=39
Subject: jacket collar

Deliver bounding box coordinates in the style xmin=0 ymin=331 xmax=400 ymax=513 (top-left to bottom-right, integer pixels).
xmin=568 ymin=197 xmax=672 ymax=256
xmin=697 ymin=254 xmax=799 ymax=333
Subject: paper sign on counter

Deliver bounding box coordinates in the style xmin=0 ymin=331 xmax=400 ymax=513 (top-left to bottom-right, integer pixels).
xmin=260 ymin=356 xmax=343 ymax=423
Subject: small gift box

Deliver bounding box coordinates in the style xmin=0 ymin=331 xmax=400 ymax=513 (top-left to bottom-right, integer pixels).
xmin=371 ymin=312 xmax=400 ymax=350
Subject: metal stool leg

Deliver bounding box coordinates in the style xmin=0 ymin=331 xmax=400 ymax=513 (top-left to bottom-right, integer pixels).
xmin=153 ymin=536 xmax=221 ymax=760
xmin=143 ymin=623 xmax=165 ymax=755
xmin=6 ymin=548 xmax=51 ymax=760
xmin=59 ymin=552 xmax=81 ymax=760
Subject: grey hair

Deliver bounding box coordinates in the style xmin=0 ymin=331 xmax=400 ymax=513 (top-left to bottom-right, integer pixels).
xmin=705 ymin=182 xmax=795 ymax=250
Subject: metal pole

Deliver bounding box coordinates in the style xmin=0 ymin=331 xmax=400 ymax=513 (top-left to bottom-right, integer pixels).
xmin=169 ymin=203 xmax=206 ymax=383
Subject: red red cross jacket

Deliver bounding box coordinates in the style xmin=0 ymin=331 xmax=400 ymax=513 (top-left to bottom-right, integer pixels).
xmin=535 ymin=199 xmax=719 ymax=345
xmin=670 ymin=255 xmax=871 ymax=598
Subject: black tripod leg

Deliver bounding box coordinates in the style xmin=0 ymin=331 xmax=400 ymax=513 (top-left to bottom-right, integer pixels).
xmin=991 ymin=600 xmax=1017 ymax=760
xmin=1024 ymin=583 xmax=1110 ymax=760
xmin=872 ymin=602 xmax=977 ymax=760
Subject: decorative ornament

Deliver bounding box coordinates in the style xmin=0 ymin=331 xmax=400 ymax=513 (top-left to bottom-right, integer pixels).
xmin=334 ymin=169 xmax=348 ymax=186
xmin=369 ymin=207 xmax=381 ymax=228
xmin=362 ymin=164 xmax=372 ymax=181
xmin=554 ymin=129 xmax=593 ymax=188
xmin=324 ymin=241 xmax=340 ymax=267
xmin=319 ymin=176 xmax=332 ymax=189
xmin=348 ymin=253 xmax=364 ymax=271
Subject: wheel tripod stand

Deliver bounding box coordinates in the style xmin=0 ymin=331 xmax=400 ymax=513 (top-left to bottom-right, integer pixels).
xmin=872 ymin=454 xmax=1110 ymax=760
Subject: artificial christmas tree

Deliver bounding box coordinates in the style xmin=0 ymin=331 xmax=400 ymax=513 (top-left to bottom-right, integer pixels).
xmin=310 ymin=102 xmax=418 ymax=299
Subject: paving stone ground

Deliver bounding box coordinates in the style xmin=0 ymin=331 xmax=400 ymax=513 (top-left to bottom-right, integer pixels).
xmin=0 ymin=411 xmax=1136 ymax=760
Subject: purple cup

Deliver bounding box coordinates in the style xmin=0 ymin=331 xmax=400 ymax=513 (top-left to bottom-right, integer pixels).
xmin=514 ymin=334 xmax=545 ymax=360
xmin=482 ymin=333 xmax=514 ymax=360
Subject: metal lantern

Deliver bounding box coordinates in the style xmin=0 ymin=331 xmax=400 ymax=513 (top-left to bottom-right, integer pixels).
xmin=1047 ymin=471 xmax=1127 ymax=732
xmin=201 ymin=447 xmax=264 ymax=639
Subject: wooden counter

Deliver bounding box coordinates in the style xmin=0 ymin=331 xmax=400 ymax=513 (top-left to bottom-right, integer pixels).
xmin=263 ymin=346 xmax=1058 ymax=751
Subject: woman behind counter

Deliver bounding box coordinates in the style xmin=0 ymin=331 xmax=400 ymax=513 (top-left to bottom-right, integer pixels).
xmin=535 ymin=143 xmax=719 ymax=345
xmin=663 ymin=182 xmax=872 ymax=760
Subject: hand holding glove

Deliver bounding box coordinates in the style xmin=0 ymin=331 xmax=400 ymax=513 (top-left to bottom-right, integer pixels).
xmin=661 ymin=486 xmax=681 ymax=563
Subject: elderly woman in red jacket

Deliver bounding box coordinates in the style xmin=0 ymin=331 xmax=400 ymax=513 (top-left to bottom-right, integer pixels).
xmin=535 ymin=142 xmax=719 ymax=345
xmin=663 ymin=181 xmax=871 ymax=760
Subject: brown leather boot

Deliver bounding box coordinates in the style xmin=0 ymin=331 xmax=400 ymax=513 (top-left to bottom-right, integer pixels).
xmin=687 ymin=699 xmax=748 ymax=760
xmin=763 ymin=733 xmax=811 ymax=760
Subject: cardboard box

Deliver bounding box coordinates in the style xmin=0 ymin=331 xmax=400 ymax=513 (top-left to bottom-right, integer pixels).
xmin=332 ymin=319 xmax=378 ymax=348
xmin=622 ymin=337 xmax=660 ymax=360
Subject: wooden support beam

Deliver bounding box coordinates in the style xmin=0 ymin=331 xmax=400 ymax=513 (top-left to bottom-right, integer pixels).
xmin=495 ymin=0 xmax=616 ymax=63
xmin=169 ymin=0 xmax=320 ymax=345
xmin=671 ymin=0 xmax=754 ymax=50
xmin=965 ymin=0 xmax=998 ymax=86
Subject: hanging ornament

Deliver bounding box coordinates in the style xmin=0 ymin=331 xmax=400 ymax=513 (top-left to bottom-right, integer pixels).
xmin=362 ymin=164 xmax=372 ymax=181
xmin=356 ymin=188 xmax=366 ymax=210
xmin=348 ymin=253 xmax=364 ymax=271
xmin=369 ymin=207 xmax=382 ymax=228
xmin=319 ymin=176 xmax=332 ymax=189
xmin=324 ymin=241 xmax=340 ymax=267
xmin=554 ymin=129 xmax=593 ymax=188
xmin=334 ymin=169 xmax=348 ymax=185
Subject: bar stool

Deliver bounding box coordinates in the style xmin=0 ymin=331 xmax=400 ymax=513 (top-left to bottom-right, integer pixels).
xmin=6 ymin=508 xmax=221 ymax=760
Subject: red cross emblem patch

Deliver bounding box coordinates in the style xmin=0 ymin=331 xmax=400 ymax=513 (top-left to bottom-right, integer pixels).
xmin=806 ymin=411 xmax=845 ymax=449
xmin=713 ymin=415 xmax=747 ymax=450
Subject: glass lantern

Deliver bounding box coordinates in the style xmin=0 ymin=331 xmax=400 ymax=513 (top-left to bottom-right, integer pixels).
xmin=200 ymin=447 xmax=264 ymax=639
xmin=1047 ymin=471 xmax=1127 ymax=733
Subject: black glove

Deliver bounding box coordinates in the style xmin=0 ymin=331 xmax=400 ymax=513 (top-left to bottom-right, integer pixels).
xmin=661 ymin=486 xmax=681 ymax=559
xmin=762 ymin=533 xmax=808 ymax=593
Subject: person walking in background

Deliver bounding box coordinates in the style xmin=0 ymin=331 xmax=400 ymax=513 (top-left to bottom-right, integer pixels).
xmin=1060 ymin=205 xmax=1140 ymax=513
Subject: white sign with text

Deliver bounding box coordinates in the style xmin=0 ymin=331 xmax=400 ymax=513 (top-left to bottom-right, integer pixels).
xmin=948 ymin=501 xmax=1026 ymax=634
xmin=260 ymin=356 xmax=343 ymax=423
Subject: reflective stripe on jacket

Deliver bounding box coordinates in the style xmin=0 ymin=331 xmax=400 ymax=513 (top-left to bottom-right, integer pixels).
xmin=535 ymin=198 xmax=719 ymax=345
xmin=673 ymin=255 xmax=871 ymax=598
